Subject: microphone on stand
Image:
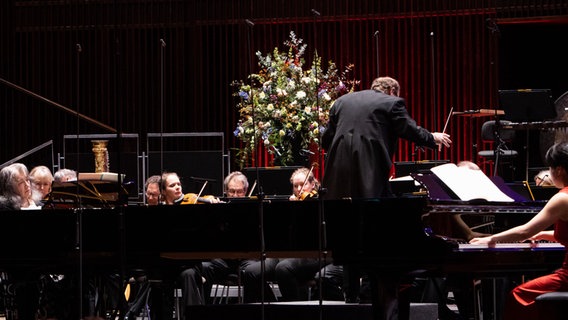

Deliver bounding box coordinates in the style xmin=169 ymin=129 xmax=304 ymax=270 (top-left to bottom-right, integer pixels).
xmin=160 ymin=39 xmax=166 ymax=47
xmin=485 ymin=18 xmax=500 ymax=35
xmin=374 ymin=30 xmax=380 ymax=76
xmin=245 ymin=19 xmax=255 ymax=27
xmin=311 ymin=9 xmax=321 ymax=16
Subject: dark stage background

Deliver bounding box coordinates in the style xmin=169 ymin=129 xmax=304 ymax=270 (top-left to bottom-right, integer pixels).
xmin=1 ymin=1 xmax=567 ymax=200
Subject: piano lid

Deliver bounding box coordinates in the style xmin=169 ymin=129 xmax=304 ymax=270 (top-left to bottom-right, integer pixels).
xmin=411 ymin=167 xmax=533 ymax=204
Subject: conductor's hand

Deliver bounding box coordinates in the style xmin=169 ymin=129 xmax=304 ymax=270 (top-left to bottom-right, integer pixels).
xmin=432 ymin=132 xmax=452 ymax=151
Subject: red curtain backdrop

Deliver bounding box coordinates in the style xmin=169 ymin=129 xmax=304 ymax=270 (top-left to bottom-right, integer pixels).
xmin=1 ymin=0 xmax=567 ymax=181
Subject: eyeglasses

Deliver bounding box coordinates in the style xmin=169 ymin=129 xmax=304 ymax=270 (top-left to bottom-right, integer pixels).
xmin=227 ymin=188 xmax=246 ymax=196
xmin=146 ymin=192 xmax=160 ymax=198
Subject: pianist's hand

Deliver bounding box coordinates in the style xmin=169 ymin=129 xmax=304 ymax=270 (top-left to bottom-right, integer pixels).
xmin=469 ymin=235 xmax=495 ymax=246
xmin=529 ymin=230 xmax=555 ymax=242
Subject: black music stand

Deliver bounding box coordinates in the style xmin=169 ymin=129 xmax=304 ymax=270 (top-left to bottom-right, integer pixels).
xmin=498 ymin=89 xmax=556 ymax=180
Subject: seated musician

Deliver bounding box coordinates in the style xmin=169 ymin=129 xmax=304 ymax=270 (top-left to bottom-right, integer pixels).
xmin=0 ymin=163 xmax=43 ymax=318
xmin=201 ymin=171 xmax=262 ymax=303
xmin=203 ymin=171 xmax=280 ymax=303
xmin=161 ymin=171 xmax=220 ymax=205
xmin=0 ymin=163 xmax=41 ymax=210
xmin=53 ymin=168 xmax=77 ymax=182
xmin=29 ymin=165 xmax=54 ymax=205
xmin=275 ymin=167 xmax=338 ymax=301
xmin=469 ymin=141 xmax=568 ymax=320
xmin=158 ymin=171 xmax=206 ymax=318
xmin=144 ymin=174 xmax=162 ymax=205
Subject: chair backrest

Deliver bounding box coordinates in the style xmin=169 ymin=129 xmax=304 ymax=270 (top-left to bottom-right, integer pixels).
xmin=480 ymin=120 xmax=516 ymax=142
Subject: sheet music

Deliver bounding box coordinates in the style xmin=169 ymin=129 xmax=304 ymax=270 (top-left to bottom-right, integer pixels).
xmin=430 ymin=163 xmax=514 ymax=202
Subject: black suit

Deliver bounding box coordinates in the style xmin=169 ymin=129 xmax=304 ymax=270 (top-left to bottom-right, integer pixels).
xmin=322 ymin=88 xmax=438 ymax=319
xmin=322 ymin=89 xmax=436 ymax=199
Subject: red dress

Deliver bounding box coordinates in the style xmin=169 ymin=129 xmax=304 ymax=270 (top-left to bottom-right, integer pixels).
xmin=503 ymin=186 xmax=568 ymax=320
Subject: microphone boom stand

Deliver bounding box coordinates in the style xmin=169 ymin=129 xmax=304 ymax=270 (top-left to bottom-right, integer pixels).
xmin=245 ymin=19 xmax=267 ymax=320
xmin=311 ymin=9 xmax=327 ymax=320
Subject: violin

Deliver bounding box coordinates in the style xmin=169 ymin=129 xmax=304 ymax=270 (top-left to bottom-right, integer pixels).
xmin=299 ymin=189 xmax=318 ymax=200
xmin=179 ymin=180 xmax=223 ymax=204
xmin=296 ymin=165 xmax=319 ymax=201
xmin=180 ymin=193 xmax=221 ymax=204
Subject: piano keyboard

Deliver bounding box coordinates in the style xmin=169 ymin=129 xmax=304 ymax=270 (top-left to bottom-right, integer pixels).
xmin=459 ymin=242 xmax=565 ymax=251
xmin=502 ymin=120 xmax=568 ymax=130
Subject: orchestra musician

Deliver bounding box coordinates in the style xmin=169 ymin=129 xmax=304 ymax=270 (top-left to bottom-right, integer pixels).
xmin=201 ymin=171 xmax=255 ymax=303
xmin=53 ymin=168 xmax=77 ymax=182
xmin=144 ymin=174 xmax=162 ymax=205
xmin=274 ymin=167 xmax=338 ymax=301
xmin=0 ymin=163 xmax=43 ymax=318
xmin=0 ymin=163 xmax=41 ymax=210
xmin=321 ymin=76 xmax=452 ymax=317
xmin=29 ymin=165 xmax=54 ymax=205
xmin=288 ymin=166 xmax=319 ymax=201
xmin=223 ymin=171 xmax=280 ymax=303
xmin=159 ymin=171 xmax=206 ymax=318
xmin=469 ymin=141 xmax=568 ymax=320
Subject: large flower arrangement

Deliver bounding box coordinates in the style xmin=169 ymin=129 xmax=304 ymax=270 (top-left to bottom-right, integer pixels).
xmin=232 ymin=31 xmax=359 ymax=167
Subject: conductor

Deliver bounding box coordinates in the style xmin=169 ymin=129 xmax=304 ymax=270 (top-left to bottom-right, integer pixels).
xmin=321 ymin=76 xmax=452 ymax=319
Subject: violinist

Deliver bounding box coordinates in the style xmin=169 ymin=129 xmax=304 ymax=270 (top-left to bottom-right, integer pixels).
xmin=159 ymin=171 xmax=206 ymax=318
xmin=289 ymin=167 xmax=319 ymax=201
xmin=144 ymin=174 xmax=162 ymax=206
xmin=273 ymin=167 xmax=338 ymax=301
xmin=160 ymin=171 xmax=185 ymax=205
xmin=160 ymin=171 xmax=220 ymax=204
xmin=225 ymin=171 xmax=248 ymax=197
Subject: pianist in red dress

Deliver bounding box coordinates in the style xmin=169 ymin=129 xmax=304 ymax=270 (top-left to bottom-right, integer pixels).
xmin=469 ymin=141 xmax=568 ymax=320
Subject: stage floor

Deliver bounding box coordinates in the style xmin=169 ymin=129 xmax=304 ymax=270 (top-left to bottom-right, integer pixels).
xmin=186 ymin=301 xmax=439 ymax=320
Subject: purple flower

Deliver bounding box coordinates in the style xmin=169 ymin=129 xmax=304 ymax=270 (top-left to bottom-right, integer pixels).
xmin=239 ymin=91 xmax=250 ymax=100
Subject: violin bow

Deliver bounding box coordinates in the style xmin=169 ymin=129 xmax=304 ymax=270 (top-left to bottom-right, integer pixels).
xmin=194 ymin=180 xmax=208 ymax=204
xmin=300 ymin=165 xmax=316 ymax=193
xmin=248 ymin=180 xmax=257 ymax=197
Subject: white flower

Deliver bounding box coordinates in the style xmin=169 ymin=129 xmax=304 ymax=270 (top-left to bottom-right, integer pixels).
xmin=232 ymin=31 xmax=358 ymax=166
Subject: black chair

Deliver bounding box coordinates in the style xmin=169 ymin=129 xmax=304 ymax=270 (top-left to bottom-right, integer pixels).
xmin=477 ymin=120 xmax=518 ymax=178
xmin=536 ymin=291 xmax=568 ymax=320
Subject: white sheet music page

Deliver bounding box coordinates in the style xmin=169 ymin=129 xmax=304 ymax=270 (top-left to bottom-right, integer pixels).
xmin=430 ymin=163 xmax=514 ymax=202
